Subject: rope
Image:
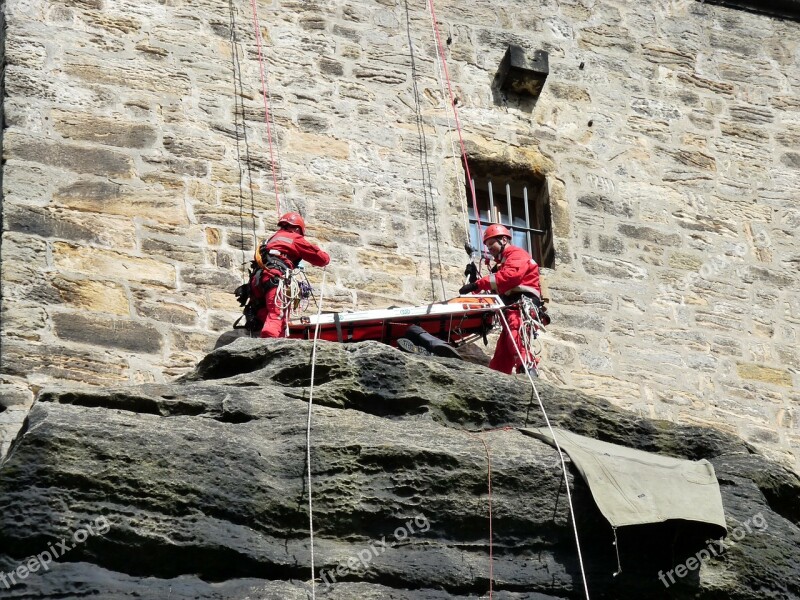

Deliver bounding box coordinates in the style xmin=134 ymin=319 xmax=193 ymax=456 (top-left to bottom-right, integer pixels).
xmin=517 ymin=297 xmax=546 ymax=374
xmin=495 ymin=308 xmax=592 ymax=600
xmin=248 ymin=0 xmax=282 ymax=215
xmin=427 ymin=7 xmax=471 ymax=248
xmin=426 ymin=0 xmax=484 ymax=247
xmin=404 ymin=0 xmax=446 ymax=302
xmin=463 ymin=430 xmax=497 ymax=599
xmin=306 ymin=268 xmax=328 ymax=599
xmin=228 ymin=0 xmax=258 ymax=280
xmin=273 ymin=270 xmax=311 ymax=336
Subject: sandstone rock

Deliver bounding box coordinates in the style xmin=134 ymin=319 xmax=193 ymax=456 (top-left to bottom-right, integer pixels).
xmin=0 ymin=339 xmax=796 ymax=599
xmin=52 ymin=243 xmax=176 ymax=288
xmin=53 ymin=180 xmax=188 ymax=225
xmin=52 ymin=313 xmax=163 ymax=354
xmin=4 ymin=134 xmax=134 ymax=178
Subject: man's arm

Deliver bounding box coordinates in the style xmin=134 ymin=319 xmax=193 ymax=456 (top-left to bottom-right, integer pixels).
xmin=295 ymin=237 xmax=330 ymax=267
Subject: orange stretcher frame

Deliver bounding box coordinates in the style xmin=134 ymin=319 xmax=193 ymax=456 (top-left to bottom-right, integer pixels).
xmin=287 ymin=295 xmax=504 ymax=347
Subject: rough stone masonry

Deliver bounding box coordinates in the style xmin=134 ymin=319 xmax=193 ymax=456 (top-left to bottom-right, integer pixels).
xmin=0 ymin=0 xmax=798 ymax=469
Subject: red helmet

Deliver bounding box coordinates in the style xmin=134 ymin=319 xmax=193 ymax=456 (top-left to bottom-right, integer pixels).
xmin=483 ymin=223 xmax=511 ymax=243
xmin=278 ymin=212 xmax=306 ymax=235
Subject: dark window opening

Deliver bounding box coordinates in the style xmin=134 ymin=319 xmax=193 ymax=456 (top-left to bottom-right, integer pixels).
xmin=465 ymin=171 xmax=555 ymax=269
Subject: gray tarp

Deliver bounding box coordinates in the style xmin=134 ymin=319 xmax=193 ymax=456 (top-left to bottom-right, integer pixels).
xmin=521 ymin=427 xmax=727 ymax=532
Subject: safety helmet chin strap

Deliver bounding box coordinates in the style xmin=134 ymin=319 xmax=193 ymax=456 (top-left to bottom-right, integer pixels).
xmin=492 ymin=236 xmax=510 ymax=260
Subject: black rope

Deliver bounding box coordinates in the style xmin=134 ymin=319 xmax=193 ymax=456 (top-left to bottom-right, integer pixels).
xmin=405 ymin=0 xmax=447 ymax=302
xmin=229 ymin=0 xmax=258 ymax=282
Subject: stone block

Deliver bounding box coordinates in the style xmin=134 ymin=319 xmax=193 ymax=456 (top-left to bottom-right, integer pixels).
xmin=618 ymin=224 xmax=682 ymax=246
xmin=285 ymin=131 xmax=350 ymax=160
xmin=1 ymin=304 xmax=47 ymax=340
xmin=670 ymin=148 xmax=717 ymax=171
xmin=163 ymin=135 xmax=226 ymax=161
xmin=577 ymin=193 xmax=634 ymax=218
xmin=346 ymin=271 xmax=405 ymax=295
xmin=554 ymin=308 xmax=606 ymax=332
xmin=355 ymin=249 xmax=416 ymax=276
xmin=668 ymin=252 xmax=704 ymax=271
xmin=52 ymin=313 xmax=163 ymax=354
xmin=53 ymin=111 xmax=157 ymax=148
xmin=4 ymin=134 xmax=134 ymax=177
xmin=780 ymin=152 xmax=800 ymax=169
xmin=53 ymin=243 xmax=176 ymax=288
xmin=134 ymin=298 xmax=199 ymax=327
xmin=598 ymin=235 xmax=625 ymax=255
xmin=51 ymin=275 xmax=131 ymax=316
xmin=141 ymin=238 xmax=205 ymax=264
xmin=741 ymin=266 xmax=794 ymax=288
xmin=712 ymin=336 xmax=743 ymax=357
xmin=0 ymin=383 xmax=34 ymax=410
xmin=4 ymin=204 xmax=103 ymax=243
xmin=737 ymin=363 xmax=793 ymax=387
xmin=179 ymin=267 xmax=240 ymax=290
xmin=143 ymin=154 xmax=209 ymax=178
xmin=54 ymin=180 xmax=188 ymax=225
xmin=63 ymin=61 xmax=191 ymax=95
xmin=581 ymin=256 xmax=648 ymax=280
xmin=0 ymin=341 xmax=129 ymax=386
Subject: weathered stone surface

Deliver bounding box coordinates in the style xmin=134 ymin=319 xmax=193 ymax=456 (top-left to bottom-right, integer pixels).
xmin=577 ymin=193 xmax=633 ymax=218
xmin=581 ymin=256 xmax=648 ymax=280
xmin=53 ymin=180 xmax=188 ymax=225
xmin=50 ymin=275 xmax=131 ymax=315
xmin=4 ymin=134 xmax=134 ymax=177
xmin=0 ymin=340 xmax=797 ymax=599
xmin=53 ymin=243 xmax=176 ymax=288
xmin=736 ymin=363 xmax=794 ymax=388
xmin=2 ymin=0 xmax=800 ymax=475
xmin=0 ymin=341 xmax=129 ymax=386
xmin=4 ymin=204 xmax=104 ymax=243
xmin=52 ymin=111 xmax=158 ymax=148
xmin=52 ymin=313 xmax=163 ymax=354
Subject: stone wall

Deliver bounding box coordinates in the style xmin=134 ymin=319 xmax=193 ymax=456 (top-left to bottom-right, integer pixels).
xmin=0 ymin=0 xmax=798 ymax=468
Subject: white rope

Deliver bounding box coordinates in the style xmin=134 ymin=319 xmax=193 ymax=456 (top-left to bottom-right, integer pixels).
xmin=426 ymin=0 xmax=471 ymax=246
xmin=517 ymin=297 xmax=545 ymax=374
xmin=495 ymin=307 xmax=592 ymax=600
xmin=306 ymin=268 xmax=327 ymax=599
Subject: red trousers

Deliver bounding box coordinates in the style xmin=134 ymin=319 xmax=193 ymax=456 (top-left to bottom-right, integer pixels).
xmin=489 ymin=308 xmax=528 ymax=374
xmin=258 ymin=286 xmax=288 ymax=338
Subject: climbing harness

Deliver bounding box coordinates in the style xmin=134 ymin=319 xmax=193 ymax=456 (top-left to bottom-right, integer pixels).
xmin=516 ymin=296 xmax=550 ymax=377
xmin=232 ymin=241 xmax=313 ymax=334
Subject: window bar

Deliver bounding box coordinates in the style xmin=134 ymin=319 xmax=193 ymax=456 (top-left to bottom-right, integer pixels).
xmin=470 ymin=177 xmax=478 ymax=249
xmin=487 ymin=178 xmax=495 ymax=227
xmin=523 ymin=186 xmax=532 ymax=254
xmin=505 ymin=182 xmax=513 ymax=232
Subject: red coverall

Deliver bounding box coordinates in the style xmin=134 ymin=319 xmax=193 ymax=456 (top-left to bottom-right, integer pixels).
xmin=251 ymin=230 xmax=330 ymax=338
xmin=473 ymin=244 xmax=541 ymax=374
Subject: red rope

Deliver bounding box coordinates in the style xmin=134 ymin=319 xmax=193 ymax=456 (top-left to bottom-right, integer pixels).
xmin=427 ymin=0 xmax=483 ymax=242
xmin=248 ymin=0 xmax=282 ymax=215
xmin=477 ymin=434 xmax=494 ymax=599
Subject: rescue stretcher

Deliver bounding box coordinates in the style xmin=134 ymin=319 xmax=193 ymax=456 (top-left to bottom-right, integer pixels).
xmin=287 ymin=294 xmax=505 ymax=350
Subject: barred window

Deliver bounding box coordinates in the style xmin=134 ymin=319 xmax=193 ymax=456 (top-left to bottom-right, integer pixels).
xmin=466 ymin=173 xmax=555 ymax=268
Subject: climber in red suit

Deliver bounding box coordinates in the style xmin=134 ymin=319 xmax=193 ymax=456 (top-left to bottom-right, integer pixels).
xmin=459 ymin=224 xmax=542 ymax=374
xmin=250 ymin=212 xmax=330 ymax=338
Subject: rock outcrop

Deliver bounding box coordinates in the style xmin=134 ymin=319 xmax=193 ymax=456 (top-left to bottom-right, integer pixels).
xmin=0 ymin=339 xmax=798 ymax=599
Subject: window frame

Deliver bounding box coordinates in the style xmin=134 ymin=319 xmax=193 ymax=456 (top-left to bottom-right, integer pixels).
xmin=465 ymin=173 xmax=555 ymax=268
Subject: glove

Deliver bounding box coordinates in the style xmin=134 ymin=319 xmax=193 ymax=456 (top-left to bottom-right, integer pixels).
xmin=459 ymin=282 xmax=478 ymax=295
xmin=463 ymin=262 xmax=478 ymax=282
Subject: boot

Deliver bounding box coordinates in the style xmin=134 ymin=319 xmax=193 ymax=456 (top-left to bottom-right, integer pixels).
xmin=404 ymin=325 xmax=461 ymax=360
